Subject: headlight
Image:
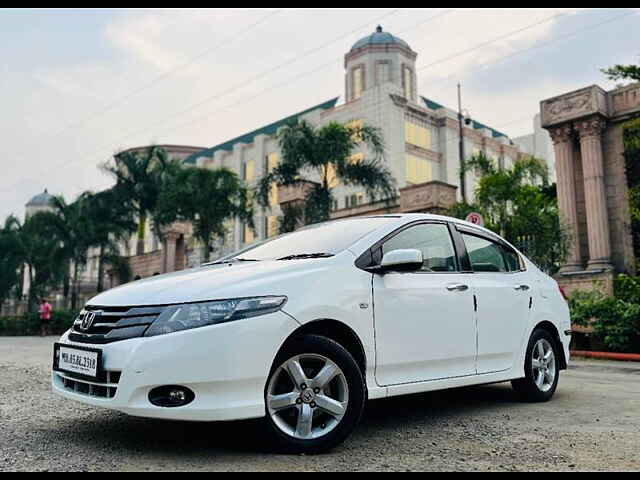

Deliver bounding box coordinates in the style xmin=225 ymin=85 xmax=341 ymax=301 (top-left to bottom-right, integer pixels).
xmin=144 ymin=296 xmax=287 ymax=337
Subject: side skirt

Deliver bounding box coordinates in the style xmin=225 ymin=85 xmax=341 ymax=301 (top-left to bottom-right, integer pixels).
xmin=367 ymin=368 xmax=523 ymax=400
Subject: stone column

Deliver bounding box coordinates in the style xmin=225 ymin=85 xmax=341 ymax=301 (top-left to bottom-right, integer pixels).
xmin=549 ymin=125 xmax=582 ymax=272
xmin=163 ymin=232 xmax=179 ymax=274
xmin=575 ymin=117 xmax=612 ymax=270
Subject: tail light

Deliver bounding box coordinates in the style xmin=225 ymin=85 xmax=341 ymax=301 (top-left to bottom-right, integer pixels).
xmin=558 ymin=285 xmax=569 ymax=301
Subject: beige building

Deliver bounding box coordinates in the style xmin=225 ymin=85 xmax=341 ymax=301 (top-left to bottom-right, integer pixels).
xmin=181 ymin=26 xmax=535 ymax=265
xmin=541 ymin=82 xmax=640 ymax=294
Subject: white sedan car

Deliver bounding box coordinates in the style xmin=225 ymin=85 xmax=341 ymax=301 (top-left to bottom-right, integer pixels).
xmin=52 ymin=214 xmax=571 ymax=453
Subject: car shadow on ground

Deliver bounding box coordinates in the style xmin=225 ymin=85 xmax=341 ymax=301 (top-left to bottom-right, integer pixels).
xmin=41 ymin=382 xmax=533 ymax=457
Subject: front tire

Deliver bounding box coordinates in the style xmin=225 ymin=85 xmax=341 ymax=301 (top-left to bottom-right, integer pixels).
xmin=263 ymin=334 xmax=366 ymax=454
xmin=512 ymin=328 xmax=560 ymax=402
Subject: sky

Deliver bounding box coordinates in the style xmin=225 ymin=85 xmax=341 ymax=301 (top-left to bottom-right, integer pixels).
xmin=1 ymin=8 xmax=639 ymax=220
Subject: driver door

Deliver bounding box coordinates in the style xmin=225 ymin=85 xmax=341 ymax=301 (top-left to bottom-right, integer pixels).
xmin=372 ymin=222 xmax=477 ymax=386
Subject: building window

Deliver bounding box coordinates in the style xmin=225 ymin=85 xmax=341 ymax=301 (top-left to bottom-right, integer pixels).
xmin=266 ymin=153 xmax=279 ymax=207
xmin=405 ymin=121 xmax=431 ymax=150
xmin=352 ymin=66 xmax=364 ymax=101
xmin=266 ymin=152 xmax=278 ymax=172
xmin=243 ymin=159 xmax=255 ymax=182
xmin=265 ymin=216 xmax=279 ymax=238
xmin=403 ymin=65 xmax=414 ymax=101
xmin=346 ymin=119 xmax=363 ymax=142
xmin=325 ymin=163 xmax=339 ymax=188
xmin=345 ymin=192 xmax=365 ymax=208
xmin=243 ymin=224 xmax=255 ymax=244
xmin=406 ymin=154 xmax=432 ymax=185
xmin=348 ymin=153 xmax=364 ymax=165
xmin=376 ymin=61 xmax=390 ymax=85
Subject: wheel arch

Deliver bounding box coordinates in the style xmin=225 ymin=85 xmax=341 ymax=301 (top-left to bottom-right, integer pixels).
xmin=533 ymin=320 xmax=567 ymax=370
xmin=276 ymin=319 xmax=367 ymax=376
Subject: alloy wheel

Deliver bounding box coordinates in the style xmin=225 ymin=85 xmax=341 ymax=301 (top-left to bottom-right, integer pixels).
xmin=531 ymin=338 xmax=556 ymax=392
xmin=267 ymin=354 xmax=349 ymax=440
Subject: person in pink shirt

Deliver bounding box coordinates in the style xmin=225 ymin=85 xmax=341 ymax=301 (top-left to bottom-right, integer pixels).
xmin=39 ymin=298 xmax=52 ymax=337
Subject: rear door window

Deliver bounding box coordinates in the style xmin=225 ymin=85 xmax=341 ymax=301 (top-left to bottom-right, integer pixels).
xmin=461 ymin=233 xmax=508 ymax=273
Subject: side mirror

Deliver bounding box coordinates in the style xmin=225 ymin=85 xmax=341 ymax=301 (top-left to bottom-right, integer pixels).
xmin=375 ymin=249 xmax=423 ymax=273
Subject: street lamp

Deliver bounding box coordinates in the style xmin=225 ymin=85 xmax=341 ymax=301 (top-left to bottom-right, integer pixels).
xmin=457 ymin=83 xmax=472 ymax=204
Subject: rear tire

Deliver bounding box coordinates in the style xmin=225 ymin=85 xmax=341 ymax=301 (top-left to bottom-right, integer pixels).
xmin=512 ymin=328 xmax=560 ymax=402
xmin=263 ymin=334 xmax=365 ymax=454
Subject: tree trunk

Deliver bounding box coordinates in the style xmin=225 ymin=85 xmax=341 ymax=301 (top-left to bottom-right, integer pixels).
xmin=136 ymin=213 xmax=147 ymax=256
xmin=71 ymin=262 xmax=79 ymax=312
xmin=203 ymin=240 xmax=211 ymax=263
xmin=27 ymin=264 xmax=35 ymax=314
xmin=97 ymin=244 xmax=105 ymax=293
xmin=63 ymin=262 xmax=70 ymax=310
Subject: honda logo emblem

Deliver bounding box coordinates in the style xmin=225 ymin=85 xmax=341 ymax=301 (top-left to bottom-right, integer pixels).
xmin=80 ymin=311 xmax=101 ymax=331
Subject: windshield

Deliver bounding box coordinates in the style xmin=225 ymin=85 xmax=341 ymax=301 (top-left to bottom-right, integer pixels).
xmin=213 ymin=217 xmax=396 ymax=262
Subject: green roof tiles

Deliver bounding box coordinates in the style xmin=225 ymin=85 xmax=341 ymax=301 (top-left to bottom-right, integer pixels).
xmin=421 ymin=96 xmax=445 ymax=111
xmin=420 ymin=96 xmax=508 ymax=139
xmin=183 ymin=97 xmax=339 ymax=165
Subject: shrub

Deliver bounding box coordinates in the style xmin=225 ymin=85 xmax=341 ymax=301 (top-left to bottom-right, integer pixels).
xmin=569 ymin=289 xmax=640 ymax=353
xmin=614 ymin=273 xmax=640 ymax=304
xmin=0 ymin=310 xmax=77 ymax=336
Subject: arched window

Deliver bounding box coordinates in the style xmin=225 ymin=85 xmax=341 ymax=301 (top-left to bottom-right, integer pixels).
xmin=351 ymin=66 xmax=364 ymax=101
xmin=403 ymin=65 xmax=414 ymax=101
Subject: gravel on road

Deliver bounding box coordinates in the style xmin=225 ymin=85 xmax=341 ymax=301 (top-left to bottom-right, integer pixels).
xmin=1 ymin=336 xmax=638 ymax=472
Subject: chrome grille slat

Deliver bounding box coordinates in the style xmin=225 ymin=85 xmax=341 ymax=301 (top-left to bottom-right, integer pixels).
xmin=58 ymin=370 xmax=121 ymax=399
xmin=56 ymin=372 xmax=119 ymax=388
xmin=72 ymin=305 xmax=163 ymax=344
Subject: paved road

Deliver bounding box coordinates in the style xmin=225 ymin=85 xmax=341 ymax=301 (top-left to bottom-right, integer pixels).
xmin=1 ymin=336 xmax=639 ymax=472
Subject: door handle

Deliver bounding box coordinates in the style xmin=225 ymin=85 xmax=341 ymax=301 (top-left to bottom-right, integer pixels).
xmin=446 ymin=284 xmax=469 ymax=292
xmin=514 ymin=284 xmax=530 ymax=291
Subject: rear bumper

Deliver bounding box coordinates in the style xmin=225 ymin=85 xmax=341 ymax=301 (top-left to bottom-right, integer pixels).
xmin=52 ymin=311 xmax=300 ymax=421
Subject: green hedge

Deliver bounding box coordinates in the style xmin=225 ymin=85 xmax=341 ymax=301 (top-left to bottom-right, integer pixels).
xmin=0 ymin=310 xmax=77 ymax=336
xmin=569 ymin=274 xmax=640 ymax=353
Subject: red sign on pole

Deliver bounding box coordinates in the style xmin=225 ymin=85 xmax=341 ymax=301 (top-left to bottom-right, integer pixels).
xmin=465 ymin=212 xmax=484 ymax=227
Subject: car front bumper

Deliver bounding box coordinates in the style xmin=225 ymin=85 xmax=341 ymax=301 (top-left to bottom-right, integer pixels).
xmin=52 ymin=311 xmax=300 ymax=421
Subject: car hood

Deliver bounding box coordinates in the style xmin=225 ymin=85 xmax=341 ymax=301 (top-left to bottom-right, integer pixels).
xmin=87 ymin=256 xmax=346 ymax=307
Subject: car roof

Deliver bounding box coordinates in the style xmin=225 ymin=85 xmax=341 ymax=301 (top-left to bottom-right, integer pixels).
xmin=345 ymin=212 xmax=526 ymax=261
xmin=366 ymin=213 xmax=498 ymax=237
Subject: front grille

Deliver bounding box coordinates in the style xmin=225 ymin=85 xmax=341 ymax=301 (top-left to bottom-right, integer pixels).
xmin=57 ymin=370 xmax=122 ymax=399
xmin=69 ymin=305 xmax=164 ymax=344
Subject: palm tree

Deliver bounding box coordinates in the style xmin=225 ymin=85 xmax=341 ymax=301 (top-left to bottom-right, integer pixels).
xmin=462 ymin=152 xmax=549 ymax=237
xmin=256 ymin=120 xmax=395 ymax=229
xmin=9 ymin=212 xmax=66 ymax=312
xmin=0 ymin=217 xmax=22 ymax=309
xmin=456 ymin=153 xmax=569 ymax=273
xmin=156 ymin=167 xmax=253 ymax=263
xmin=83 ymin=187 xmax=136 ymax=292
xmin=102 ymin=146 xmax=179 ymax=255
xmin=50 ymin=194 xmax=94 ymax=310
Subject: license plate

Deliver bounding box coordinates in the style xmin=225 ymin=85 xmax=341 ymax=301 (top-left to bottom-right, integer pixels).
xmin=53 ymin=343 xmax=102 ymax=380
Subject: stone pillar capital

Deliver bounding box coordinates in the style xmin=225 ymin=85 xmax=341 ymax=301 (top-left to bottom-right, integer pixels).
xmin=575 ymin=116 xmax=607 ymax=139
xmin=548 ymin=124 xmax=574 ymax=145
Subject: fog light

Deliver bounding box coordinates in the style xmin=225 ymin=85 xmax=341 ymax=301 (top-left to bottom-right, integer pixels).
xmin=149 ymin=385 xmax=195 ymax=408
xmin=169 ymin=389 xmax=186 ymax=402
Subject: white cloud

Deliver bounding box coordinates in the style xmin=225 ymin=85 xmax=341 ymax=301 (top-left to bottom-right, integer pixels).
xmin=1 ymin=8 xmax=638 ymax=220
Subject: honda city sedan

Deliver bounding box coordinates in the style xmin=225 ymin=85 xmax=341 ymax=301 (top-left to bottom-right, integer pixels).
xmin=53 ymin=214 xmax=571 ymax=453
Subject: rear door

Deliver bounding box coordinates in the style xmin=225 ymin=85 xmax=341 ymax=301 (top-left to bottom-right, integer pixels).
xmin=458 ymin=228 xmax=531 ymax=374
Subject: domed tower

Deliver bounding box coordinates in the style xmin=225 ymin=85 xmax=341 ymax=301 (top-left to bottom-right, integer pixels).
xmin=25 ymin=189 xmax=55 ymax=218
xmin=344 ymin=25 xmax=418 ymax=103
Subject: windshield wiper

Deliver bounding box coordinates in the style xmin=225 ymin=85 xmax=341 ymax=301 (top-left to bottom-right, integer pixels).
xmin=277 ymin=253 xmax=334 ymax=261
xmin=203 ymin=257 xmax=260 ymax=266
